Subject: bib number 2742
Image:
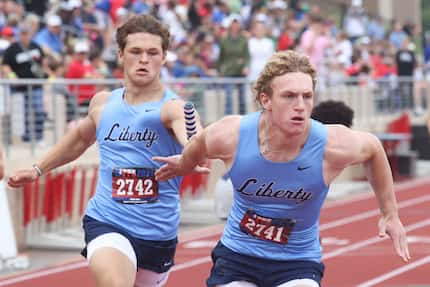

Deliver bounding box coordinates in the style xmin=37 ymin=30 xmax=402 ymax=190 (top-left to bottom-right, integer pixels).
xmin=112 ymin=168 xmax=159 ymax=204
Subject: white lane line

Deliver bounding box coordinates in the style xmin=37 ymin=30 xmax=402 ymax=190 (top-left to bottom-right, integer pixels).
xmin=172 ymin=257 xmax=211 ymax=271
xmin=0 ymin=179 xmax=428 ymax=285
xmin=3 ymin=218 xmax=428 ymax=286
xmin=321 ymin=193 xmax=430 ymax=230
xmin=324 ymin=177 xmax=430 ymax=209
xmin=178 ymin=224 xmax=224 ymax=243
xmin=0 ymin=261 xmax=88 ymax=286
xmin=322 ymin=218 xmax=430 ymax=260
xmin=356 ymin=255 xmax=430 ymax=287
xmin=177 ymin=181 xmax=430 ymax=243
xmin=170 ymin=218 xmax=430 ymax=274
xmin=179 ymin=179 xmax=430 ymax=242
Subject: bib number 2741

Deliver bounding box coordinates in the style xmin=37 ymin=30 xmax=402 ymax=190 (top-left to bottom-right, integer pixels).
xmin=112 ymin=168 xmax=159 ymax=204
xmin=239 ymin=210 xmax=295 ymax=244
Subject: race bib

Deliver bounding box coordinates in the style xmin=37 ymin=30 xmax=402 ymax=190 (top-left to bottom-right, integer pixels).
xmin=239 ymin=210 xmax=295 ymax=244
xmin=112 ymin=168 xmax=159 ymax=204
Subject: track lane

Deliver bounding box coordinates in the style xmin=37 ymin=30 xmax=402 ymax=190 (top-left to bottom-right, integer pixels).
xmin=1 ymin=179 xmax=428 ymax=287
xmin=323 ymin=223 xmax=430 ymax=287
xmin=322 ymin=203 xmax=430 ymax=286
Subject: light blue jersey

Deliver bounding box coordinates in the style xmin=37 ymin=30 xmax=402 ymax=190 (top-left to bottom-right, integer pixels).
xmin=85 ymin=88 xmax=183 ymax=240
xmin=221 ymin=111 xmax=329 ymax=262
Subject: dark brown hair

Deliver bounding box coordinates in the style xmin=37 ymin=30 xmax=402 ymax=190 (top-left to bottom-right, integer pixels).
xmin=311 ymin=100 xmax=354 ymax=127
xmin=116 ymin=14 xmax=171 ymax=52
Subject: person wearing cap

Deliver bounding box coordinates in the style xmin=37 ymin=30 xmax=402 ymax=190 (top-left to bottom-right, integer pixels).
xmin=69 ymin=0 xmax=86 ymax=37
xmin=248 ymin=15 xmax=275 ymax=83
xmin=343 ymin=0 xmax=367 ymax=43
xmin=2 ymin=21 xmax=47 ymax=144
xmin=8 ymin=14 xmax=205 ymax=287
xmin=65 ymin=40 xmax=98 ymax=108
xmin=218 ymin=13 xmax=249 ymax=115
xmin=1 ymin=26 xmax=14 ymax=39
xmin=0 ymin=26 xmax=15 ymax=55
xmin=267 ymin=0 xmax=288 ymax=38
xmin=33 ymin=14 xmax=63 ymax=57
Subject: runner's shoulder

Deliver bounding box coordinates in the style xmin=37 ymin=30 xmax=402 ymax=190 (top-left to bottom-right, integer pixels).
xmin=89 ymin=90 xmax=112 ymax=108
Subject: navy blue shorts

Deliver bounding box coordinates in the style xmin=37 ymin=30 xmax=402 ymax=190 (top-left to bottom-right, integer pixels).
xmin=81 ymin=215 xmax=177 ymax=273
xmin=206 ymin=241 xmax=324 ymax=287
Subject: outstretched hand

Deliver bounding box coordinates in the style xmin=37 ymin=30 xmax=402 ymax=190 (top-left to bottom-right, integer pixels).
xmin=378 ymin=216 xmax=411 ymax=262
xmin=153 ymin=155 xmax=210 ymax=181
xmin=8 ymin=168 xmax=39 ymax=188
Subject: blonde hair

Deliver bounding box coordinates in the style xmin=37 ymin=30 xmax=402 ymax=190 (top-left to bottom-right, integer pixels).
xmin=253 ymin=50 xmax=317 ymax=106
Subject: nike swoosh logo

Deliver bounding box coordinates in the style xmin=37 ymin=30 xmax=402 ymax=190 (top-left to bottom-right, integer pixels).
xmin=145 ymin=109 xmax=155 ymax=112
xmin=297 ymin=166 xmax=311 ymax=171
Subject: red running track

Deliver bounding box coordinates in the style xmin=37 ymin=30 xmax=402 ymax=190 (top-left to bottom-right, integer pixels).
xmin=1 ymin=178 xmax=429 ymax=287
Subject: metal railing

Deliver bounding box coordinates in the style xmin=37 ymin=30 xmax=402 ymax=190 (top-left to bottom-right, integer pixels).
xmin=1 ymin=76 xmax=428 ymax=253
xmin=0 ymin=76 xmax=427 ymax=157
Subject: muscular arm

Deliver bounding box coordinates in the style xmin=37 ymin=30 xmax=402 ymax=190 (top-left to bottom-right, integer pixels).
xmin=8 ymin=92 xmax=108 ymax=187
xmin=34 ymin=93 xmax=106 ymax=174
xmin=154 ymin=116 xmax=240 ymax=179
xmin=325 ymin=125 xmax=396 ymax=217
xmin=8 ymin=91 xmax=108 ymax=187
xmin=325 ymin=125 xmax=410 ymax=261
xmin=35 ymin=116 xmax=96 ymax=174
xmin=179 ymin=115 xmax=240 ymax=170
xmin=161 ymin=99 xmax=203 ymax=147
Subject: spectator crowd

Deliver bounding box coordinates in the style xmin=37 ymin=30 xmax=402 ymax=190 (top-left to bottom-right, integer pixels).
xmin=0 ymin=0 xmax=428 ymax=143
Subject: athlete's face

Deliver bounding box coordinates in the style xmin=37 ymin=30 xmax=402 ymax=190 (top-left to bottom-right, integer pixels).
xmin=261 ymin=72 xmax=314 ymax=136
xmin=119 ymin=32 xmax=166 ymax=86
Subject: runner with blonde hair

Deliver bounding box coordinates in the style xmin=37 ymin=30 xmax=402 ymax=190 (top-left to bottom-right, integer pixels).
xmin=154 ymin=50 xmax=410 ymax=287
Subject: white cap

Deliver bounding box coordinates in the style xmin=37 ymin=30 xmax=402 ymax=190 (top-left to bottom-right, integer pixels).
xmin=116 ymin=7 xmax=128 ymax=18
xmin=166 ymin=51 xmax=177 ymax=62
xmin=269 ymin=0 xmax=287 ymax=10
xmin=360 ymin=36 xmax=370 ymax=45
xmin=222 ymin=13 xmax=242 ymax=28
xmin=68 ymin=0 xmax=82 ymax=9
xmin=255 ymin=13 xmax=268 ymax=23
xmin=352 ymin=0 xmax=362 ymax=7
xmin=175 ymin=5 xmax=187 ymax=22
xmin=74 ymin=40 xmax=89 ymax=53
xmin=59 ymin=2 xmax=73 ymax=11
xmin=47 ymin=14 xmax=62 ymax=26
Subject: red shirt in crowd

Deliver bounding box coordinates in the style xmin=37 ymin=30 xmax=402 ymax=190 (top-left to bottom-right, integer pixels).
xmin=66 ymin=59 xmax=98 ymax=105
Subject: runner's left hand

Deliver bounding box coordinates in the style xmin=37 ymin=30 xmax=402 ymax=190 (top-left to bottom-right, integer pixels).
xmin=378 ymin=215 xmax=411 ymax=262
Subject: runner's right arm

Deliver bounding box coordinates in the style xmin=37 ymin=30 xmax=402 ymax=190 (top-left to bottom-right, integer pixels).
xmin=33 ymin=112 xmax=96 ymax=175
xmin=154 ymin=116 xmax=240 ymax=181
xmin=7 ymin=92 xmax=107 ymax=187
